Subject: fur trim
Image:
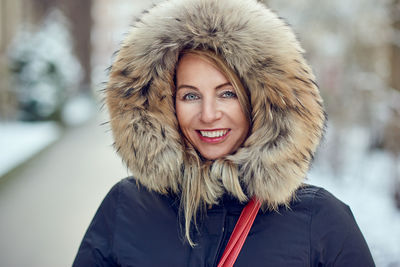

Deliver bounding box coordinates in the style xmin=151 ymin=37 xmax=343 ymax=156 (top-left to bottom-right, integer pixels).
xmin=106 ymin=0 xmax=326 ymax=208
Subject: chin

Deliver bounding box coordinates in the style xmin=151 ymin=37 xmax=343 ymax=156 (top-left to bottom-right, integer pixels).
xmin=199 ymin=150 xmax=230 ymax=160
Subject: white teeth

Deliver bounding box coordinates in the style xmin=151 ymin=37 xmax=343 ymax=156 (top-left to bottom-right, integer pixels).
xmin=200 ymin=130 xmax=227 ymax=138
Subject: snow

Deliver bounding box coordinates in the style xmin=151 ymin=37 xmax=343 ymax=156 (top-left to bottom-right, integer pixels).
xmin=0 ymin=92 xmax=96 ymax=178
xmin=7 ymin=9 xmax=82 ymax=120
xmin=0 ymin=122 xmax=61 ymax=178
xmin=61 ymin=94 xmax=97 ymax=126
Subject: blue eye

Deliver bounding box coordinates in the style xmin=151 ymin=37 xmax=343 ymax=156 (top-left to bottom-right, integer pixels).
xmin=183 ymin=93 xmax=199 ymax=101
xmin=221 ymin=90 xmax=237 ymax=98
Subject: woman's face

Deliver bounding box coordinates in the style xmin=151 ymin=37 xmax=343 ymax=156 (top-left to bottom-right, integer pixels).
xmin=175 ymin=54 xmax=250 ymax=160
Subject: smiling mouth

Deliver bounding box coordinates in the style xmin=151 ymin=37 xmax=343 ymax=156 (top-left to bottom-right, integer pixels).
xmin=199 ymin=129 xmax=228 ymax=138
xmin=197 ymin=129 xmax=230 ymax=143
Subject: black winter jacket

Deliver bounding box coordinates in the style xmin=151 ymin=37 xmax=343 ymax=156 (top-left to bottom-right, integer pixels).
xmin=73 ymin=177 xmax=375 ymax=267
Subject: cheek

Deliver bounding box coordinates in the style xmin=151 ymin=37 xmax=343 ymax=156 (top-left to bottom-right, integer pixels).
xmin=175 ymin=102 xmax=192 ymax=135
xmin=175 ymin=102 xmax=184 ymax=126
xmin=229 ymin=103 xmax=250 ymax=131
xmin=239 ymin=111 xmax=250 ymax=132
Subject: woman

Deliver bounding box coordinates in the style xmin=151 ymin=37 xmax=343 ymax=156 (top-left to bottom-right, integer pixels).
xmin=74 ymin=0 xmax=375 ymax=266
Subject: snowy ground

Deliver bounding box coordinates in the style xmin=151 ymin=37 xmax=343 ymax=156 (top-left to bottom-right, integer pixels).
xmin=0 ymin=95 xmax=96 ymax=178
xmin=0 ymin=121 xmax=61 ymax=178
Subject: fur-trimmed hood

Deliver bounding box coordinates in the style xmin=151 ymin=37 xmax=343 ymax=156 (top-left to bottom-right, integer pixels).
xmin=106 ymin=0 xmax=326 ymax=208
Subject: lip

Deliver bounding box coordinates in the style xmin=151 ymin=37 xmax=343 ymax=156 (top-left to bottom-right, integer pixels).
xmin=196 ymin=128 xmax=230 ymax=143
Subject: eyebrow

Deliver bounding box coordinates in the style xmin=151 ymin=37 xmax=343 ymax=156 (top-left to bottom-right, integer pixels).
xmin=176 ymin=82 xmax=232 ymax=91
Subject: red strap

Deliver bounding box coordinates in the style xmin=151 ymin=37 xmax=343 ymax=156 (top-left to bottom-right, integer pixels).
xmin=217 ymin=197 xmax=261 ymax=267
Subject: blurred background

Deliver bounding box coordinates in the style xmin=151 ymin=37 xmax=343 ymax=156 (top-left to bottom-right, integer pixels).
xmin=0 ymin=0 xmax=399 ymax=266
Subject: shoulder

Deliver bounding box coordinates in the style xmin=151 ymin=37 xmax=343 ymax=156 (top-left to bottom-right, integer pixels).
xmin=294 ymin=184 xmax=357 ymax=239
xmin=73 ymin=177 xmax=181 ymax=266
xmin=97 ymin=177 xmax=136 ymax=210
xmin=106 ymin=176 xmax=179 ymax=207
xmin=109 ymin=176 xmax=140 ymax=195
xmin=107 ymin=176 xmax=166 ymax=199
xmin=295 ymin=184 xmax=342 ymax=203
xmin=290 ymin=184 xmax=358 ymax=239
xmin=295 ymin=184 xmax=375 ymax=266
xmin=294 ymin=184 xmax=351 ymax=215
xmin=104 ymin=177 xmax=180 ymax=220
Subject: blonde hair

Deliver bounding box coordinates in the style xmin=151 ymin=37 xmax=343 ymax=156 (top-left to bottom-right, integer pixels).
xmin=176 ymin=49 xmax=251 ymax=246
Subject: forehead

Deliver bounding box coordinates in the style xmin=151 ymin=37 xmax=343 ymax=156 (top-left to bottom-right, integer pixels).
xmin=176 ymin=54 xmax=229 ymax=87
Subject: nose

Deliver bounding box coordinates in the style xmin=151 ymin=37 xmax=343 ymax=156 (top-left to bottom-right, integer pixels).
xmin=200 ymin=98 xmax=222 ymax=123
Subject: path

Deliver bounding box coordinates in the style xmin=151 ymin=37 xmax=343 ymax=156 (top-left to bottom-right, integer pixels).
xmin=0 ymin=114 xmax=127 ymax=267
